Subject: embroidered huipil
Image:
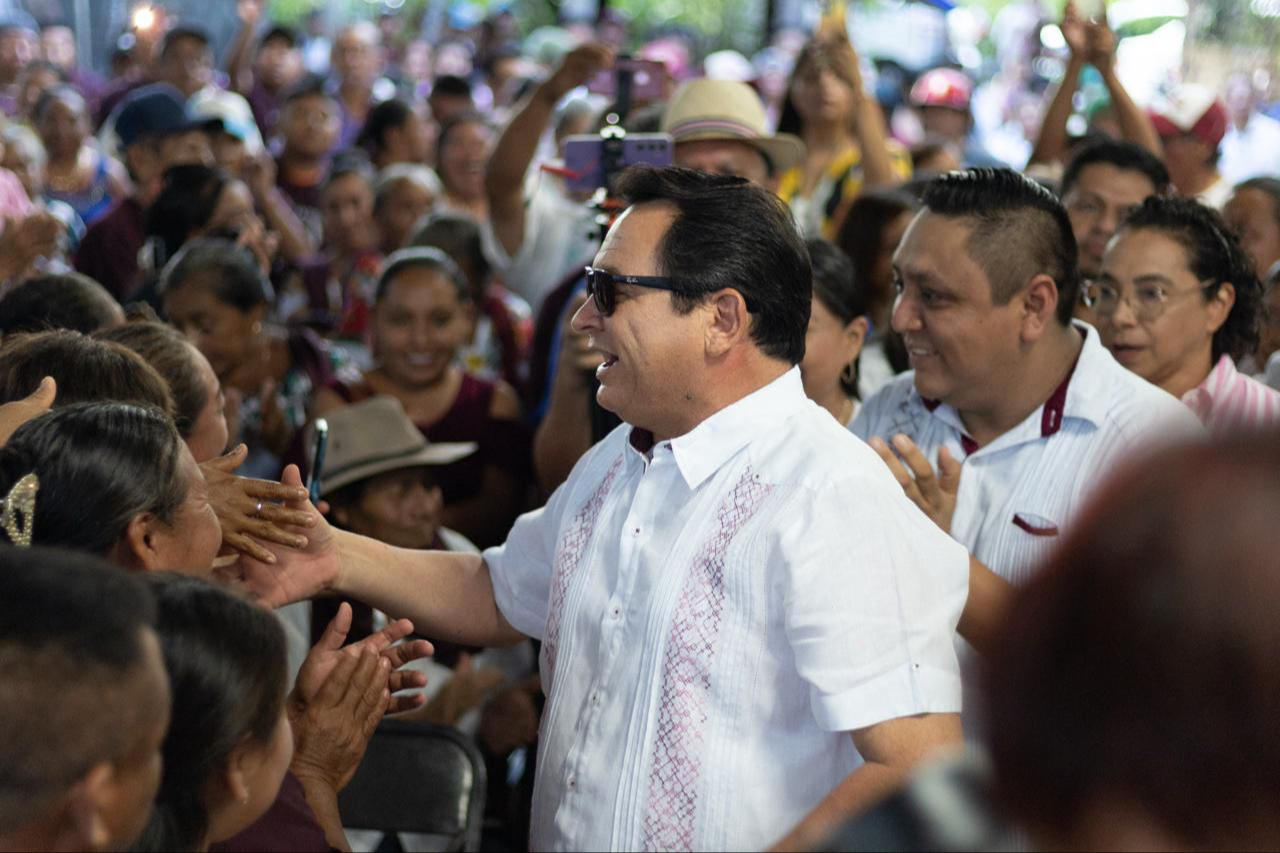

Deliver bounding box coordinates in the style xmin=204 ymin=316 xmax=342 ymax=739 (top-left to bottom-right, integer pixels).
xmin=486 ymin=369 xmax=969 ymax=852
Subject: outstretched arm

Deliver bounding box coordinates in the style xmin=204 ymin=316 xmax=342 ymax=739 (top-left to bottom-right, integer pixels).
xmin=222 ymin=466 xmax=527 ymax=649
xmin=1029 ymin=3 xmax=1089 ymax=167
xmin=486 ymin=43 xmax=614 ymax=260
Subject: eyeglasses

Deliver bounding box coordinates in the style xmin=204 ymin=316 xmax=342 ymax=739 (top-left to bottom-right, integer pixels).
xmin=583 ymin=267 xmax=681 ymax=317
xmin=1082 ymin=278 xmax=1219 ymax=323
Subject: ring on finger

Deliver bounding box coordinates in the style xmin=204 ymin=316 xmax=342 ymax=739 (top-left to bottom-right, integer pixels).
xmin=254 ymin=500 xmax=264 ymax=519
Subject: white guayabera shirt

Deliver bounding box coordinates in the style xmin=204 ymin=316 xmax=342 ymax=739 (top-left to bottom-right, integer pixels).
xmin=486 ymin=368 xmax=969 ymax=852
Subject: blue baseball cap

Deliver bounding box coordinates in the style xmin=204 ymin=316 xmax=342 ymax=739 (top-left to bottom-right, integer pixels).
xmin=116 ymin=84 xmax=222 ymax=149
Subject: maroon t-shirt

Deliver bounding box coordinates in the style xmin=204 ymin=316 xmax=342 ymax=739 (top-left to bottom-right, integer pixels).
xmin=210 ymin=771 xmax=335 ymax=853
xmin=74 ymin=196 xmax=146 ymax=300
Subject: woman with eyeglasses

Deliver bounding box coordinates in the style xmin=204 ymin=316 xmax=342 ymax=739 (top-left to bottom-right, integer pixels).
xmin=1091 ymin=195 xmax=1280 ymax=434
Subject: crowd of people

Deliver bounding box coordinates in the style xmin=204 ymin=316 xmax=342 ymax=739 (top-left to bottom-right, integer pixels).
xmin=1 ymin=0 xmax=1280 ymax=851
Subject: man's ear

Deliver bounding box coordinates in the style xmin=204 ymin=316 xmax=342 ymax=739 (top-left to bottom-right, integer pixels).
xmin=1020 ymin=274 xmax=1062 ymax=342
xmin=66 ymin=763 xmax=117 ymax=853
xmin=705 ymin=289 xmax=751 ymax=358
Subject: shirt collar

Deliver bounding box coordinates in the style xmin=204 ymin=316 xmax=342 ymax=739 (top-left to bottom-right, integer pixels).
xmin=1181 ymin=354 xmax=1239 ymax=420
xmin=918 ymin=323 xmax=1108 ymax=454
xmin=628 ymin=368 xmax=808 ymax=490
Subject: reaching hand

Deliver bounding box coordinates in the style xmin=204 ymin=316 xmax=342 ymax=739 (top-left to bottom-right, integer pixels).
xmin=215 ymin=465 xmax=341 ymax=608
xmin=0 ymin=377 xmax=55 ymax=447
xmin=236 ymin=0 xmax=263 ymax=26
xmin=292 ymin=602 xmax=433 ymax=718
xmin=202 ymin=445 xmax=316 ymax=564
xmin=542 ymin=42 xmax=616 ymax=103
xmin=289 ymin=647 xmax=389 ymax=792
xmin=869 ymin=435 xmax=963 ymax=534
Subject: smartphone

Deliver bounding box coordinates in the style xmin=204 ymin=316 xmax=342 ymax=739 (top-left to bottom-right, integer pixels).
xmin=587 ymin=58 xmax=668 ymax=102
xmin=307 ymin=419 xmax=329 ymax=505
xmin=561 ymin=134 xmax=674 ymax=194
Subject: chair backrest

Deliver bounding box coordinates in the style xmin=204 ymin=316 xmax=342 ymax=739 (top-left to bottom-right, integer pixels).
xmin=338 ymin=720 xmax=488 ymax=852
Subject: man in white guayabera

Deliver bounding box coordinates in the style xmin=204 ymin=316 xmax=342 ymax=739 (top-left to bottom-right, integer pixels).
xmin=234 ymin=166 xmax=970 ymax=852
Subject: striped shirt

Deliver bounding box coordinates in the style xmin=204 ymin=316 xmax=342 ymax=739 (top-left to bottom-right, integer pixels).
xmin=1183 ymin=355 xmax=1280 ymax=437
xmin=851 ymin=325 xmax=1204 ymax=588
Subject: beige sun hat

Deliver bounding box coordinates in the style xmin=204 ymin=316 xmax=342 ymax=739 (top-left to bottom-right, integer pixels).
xmin=661 ymin=79 xmax=805 ymax=175
xmin=318 ymin=396 xmax=477 ymax=497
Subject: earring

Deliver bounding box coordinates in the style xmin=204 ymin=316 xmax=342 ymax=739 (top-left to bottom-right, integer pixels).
xmin=841 ymin=361 xmax=858 ymax=384
xmin=252 ymin=322 xmax=263 ymax=336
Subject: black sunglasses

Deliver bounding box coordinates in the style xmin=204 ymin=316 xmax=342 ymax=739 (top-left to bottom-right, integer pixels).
xmin=584 ymin=267 xmax=681 ymax=317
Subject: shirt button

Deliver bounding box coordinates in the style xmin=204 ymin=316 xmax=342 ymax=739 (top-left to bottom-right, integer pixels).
xmin=612 ymin=606 xmax=622 ymax=619
xmin=568 ymin=777 xmax=577 ymax=790
xmin=591 ymin=692 xmax=600 ymax=705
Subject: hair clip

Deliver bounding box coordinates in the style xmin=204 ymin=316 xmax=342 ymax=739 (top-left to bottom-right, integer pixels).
xmin=0 ymin=473 xmax=39 ymax=548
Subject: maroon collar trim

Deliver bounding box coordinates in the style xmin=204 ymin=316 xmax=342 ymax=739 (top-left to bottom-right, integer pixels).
xmin=920 ymin=352 xmax=1082 ymax=451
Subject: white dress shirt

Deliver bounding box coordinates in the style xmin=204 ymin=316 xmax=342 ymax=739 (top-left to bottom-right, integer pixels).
xmin=486 ymin=368 xmax=969 ymax=852
xmin=851 ymin=325 xmax=1204 ymax=587
xmin=1221 ymin=113 xmax=1280 ymax=186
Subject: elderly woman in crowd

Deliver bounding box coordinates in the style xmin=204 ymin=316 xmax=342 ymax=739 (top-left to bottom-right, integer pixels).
xmin=1093 ymin=194 xmax=1280 ymax=433
xmin=313 ymin=247 xmax=529 ymax=548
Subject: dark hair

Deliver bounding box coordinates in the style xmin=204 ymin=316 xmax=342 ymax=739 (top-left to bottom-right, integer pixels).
xmin=1120 ymin=194 xmax=1264 ymax=362
xmin=0 ymin=273 xmax=121 ymax=337
xmin=322 ymin=150 xmax=376 ymax=196
xmin=0 ymin=330 xmax=175 ymax=415
xmin=1061 ymin=139 xmax=1171 ymax=199
xmin=987 ymin=434 xmax=1280 ymax=847
xmin=776 ymin=38 xmax=855 ymax=139
xmin=282 ymin=73 xmax=334 ymax=108
xmin=1235 ymin=177 xmax=1280 ymax=226
xmin=159 ymin=26 xmax=210 ymax=59
xmin=615 ymin=166 xmax=812 ymax=364
xmin=146 ymin=164 xmax=235 ymax=269
xmin=430 ymin=75 xmax=473 ymax=100
xmin=376 ymin=247 xmax=471 ymax=304
xmin=159 ymin=238 xmax=271 ymax=313
xmin=409 ymin=212 xmax=490 ymax=297
xmin=357 ymin=98 xmax=414 ymax=156
xmin=0 ymin=403 xmax=186 ymax=556
xmin=96 ymin=323 xmax=209 ymax=438
xmin=134 ymin=573 xmax=287 ymax=853
xmin=259 ymin=25 xmax=298 ymax=51
xmin=835 ymin=188 xmax=920 ymax=321
xmin=808 ymin=239 xmax=867 ymax=398
xmin=0 ymin=548 xmax=161 ymax=834
xmin=923 ymin=168 xmax=1081 ymax=326
xmin=23 ymin=61 xmax=69 ymax=96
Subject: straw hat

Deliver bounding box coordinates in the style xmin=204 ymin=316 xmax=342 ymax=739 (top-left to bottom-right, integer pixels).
xmin=318 ymin=396 xmax=476 ymax=497
xmin=661 ymin=79 xmax=805 ymax=174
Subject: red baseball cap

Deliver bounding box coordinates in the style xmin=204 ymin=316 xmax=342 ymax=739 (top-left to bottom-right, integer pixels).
xmin=910 ymin=68 xmax=973 ymax=112
xmin=1148 ymin=84 xmax=1228 ymax=149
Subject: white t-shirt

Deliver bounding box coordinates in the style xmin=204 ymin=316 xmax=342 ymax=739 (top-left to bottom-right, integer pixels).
xmin=1221 ymin=114 xmax=1280 ymax=186
xmin=481 ymin=174 xmax=600 ymax=314
xmin=486 ymin=368 xmax=969 ymax=851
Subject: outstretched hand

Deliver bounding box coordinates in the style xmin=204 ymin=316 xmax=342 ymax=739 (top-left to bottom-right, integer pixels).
xmin=290 ymin=646 xmax=389 ymax=793
xmin=203 ymin=445 xmax=316 ymax=564
xmin=0 ymin=377 xmax=55 ymax=447
xmin=214 ymin=464 xmax=341 ymax=608
xmin=868 ymin=435 xmax=963 ymax=534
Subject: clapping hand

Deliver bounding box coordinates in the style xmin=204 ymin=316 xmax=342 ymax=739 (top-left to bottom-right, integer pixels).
xmin=868 ymin=435 xmax=963 ymax=534
xmin=292 ymin=602 xmax=433 ymax=718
